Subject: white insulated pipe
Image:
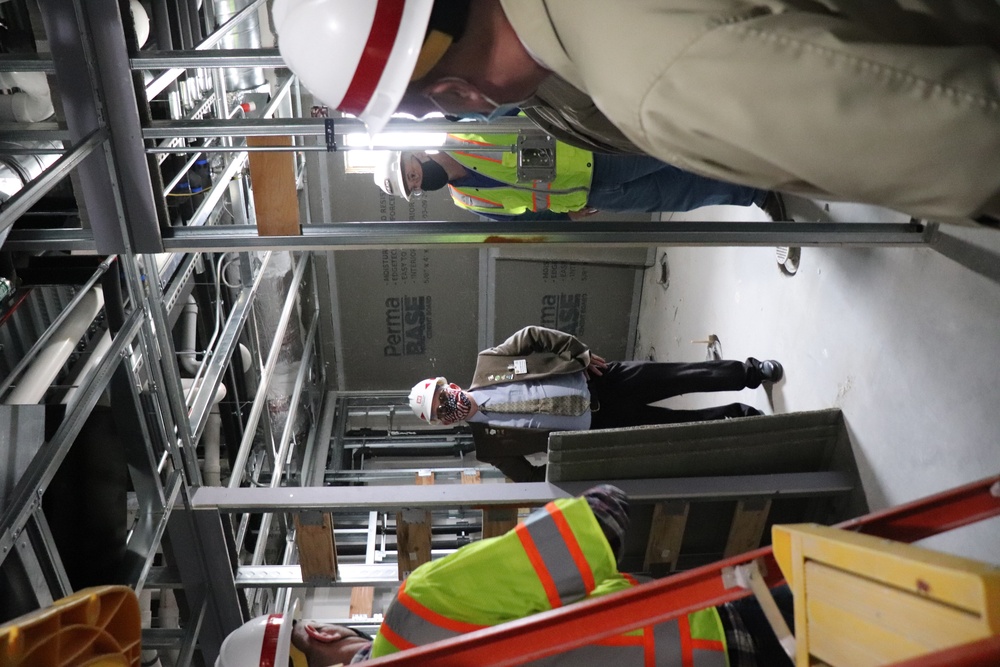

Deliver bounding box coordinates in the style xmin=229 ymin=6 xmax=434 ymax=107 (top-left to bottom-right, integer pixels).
xmin=5 ymin=289 xmax=104 ymax=405
xmin=179 ymin=295 xmax=200 ymax=375
xmin=181 ymin=377 xmax=227 ymax=486
xmin=60 ymin=329 xmax=113 ymax=410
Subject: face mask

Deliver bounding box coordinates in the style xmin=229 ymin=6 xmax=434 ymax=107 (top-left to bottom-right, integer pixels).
xmin=437 ymin=384 xmax=472 ymax=424
xmin=418 ymin=157 xmax=450 ymax=192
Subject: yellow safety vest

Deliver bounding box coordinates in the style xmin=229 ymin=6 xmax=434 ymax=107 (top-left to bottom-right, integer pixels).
xmin=371 ymin=497 xmax=728 ymax=666
xmin=445 ymin=132 xmax=594 ymax=215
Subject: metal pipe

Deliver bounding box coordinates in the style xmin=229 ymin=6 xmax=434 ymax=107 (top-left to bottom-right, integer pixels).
xmin=135 ymin=48 xmax=282 ymax=70
xmin=0 ymin=309 xmax=143 ymax=564
xmin=0 ymin=256 xmax=115 ymax=398
xmin=147 ymin=143 xmax=517 ymax=154
xmin=144 ymin=0 xmax=268 ymax=99
xmin=143 ymin=115 xmax=543 ymax=139
xmin=162 ymin=220 xmax=932 ymax=251
xmin=0 ymin=130 xmax=105 ymax=235
xmin=227 ymin=254 xmax=309 ymax=488
xmin=186 ymin=251 xmax=274 ymax=444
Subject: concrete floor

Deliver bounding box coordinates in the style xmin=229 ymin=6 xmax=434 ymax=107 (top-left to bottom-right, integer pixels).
xmin=637 ymin=200 xmax=1000 ymax=564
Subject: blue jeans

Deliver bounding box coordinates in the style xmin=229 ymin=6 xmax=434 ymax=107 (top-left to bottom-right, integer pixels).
xmin=587 ymin=154 xmax=765 ymax=213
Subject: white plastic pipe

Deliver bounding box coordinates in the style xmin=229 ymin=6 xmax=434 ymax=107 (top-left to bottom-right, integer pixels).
xmin=5 ymin=289 xmax=104 ymax=405
xmin=203 ymin=409 xmax=223 ymax=486
xmin=60 ymin=329 xmax=112 ymax=410
xmin=0 ymin=72 xmax=54 ymax=122
xmin=179 ymin=295 xmax=200 ymax=375
xmin=181 ymin=377 xmax=227 ymax=486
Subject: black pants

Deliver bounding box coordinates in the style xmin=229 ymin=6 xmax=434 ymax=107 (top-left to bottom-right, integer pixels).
xmin=588 ymin=360 xmax=761 ymax=429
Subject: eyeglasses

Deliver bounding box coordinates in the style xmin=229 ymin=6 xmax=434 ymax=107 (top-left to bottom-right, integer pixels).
xmin=434 ymin=387 xmax=450 ymax=419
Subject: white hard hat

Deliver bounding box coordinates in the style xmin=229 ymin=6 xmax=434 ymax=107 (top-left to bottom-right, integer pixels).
xmin=274 ymin=0 xmax=435 ymax=135
xmin=216 ymin=601 xmax=306 ymax=667
xmin=409 ymin=376 xmax=445 ymax=423
xmin=373 ymin=151 xmax=411 ymax=201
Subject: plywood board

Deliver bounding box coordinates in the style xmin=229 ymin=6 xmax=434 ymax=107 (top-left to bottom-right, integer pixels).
xmin=247 ymin=135 xmax=300 ymax=236
xmin=643 ymin=501 xmax=689 ymax=572
xmin=724 ymin=498 xmax=772 ymax=557
xmin=295 ymin=512 xmax=337 ymax=584
xmin=396 ymin=509 xmax=432 ymax=580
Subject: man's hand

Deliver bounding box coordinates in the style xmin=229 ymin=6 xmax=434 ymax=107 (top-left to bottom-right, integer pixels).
xmin=587 ymin=353 xmax=608 ymax=377
xmin=568 ymin=207 xmax=599 ymax=220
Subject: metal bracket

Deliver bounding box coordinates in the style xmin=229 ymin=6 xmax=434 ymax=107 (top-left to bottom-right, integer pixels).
xmin=516 ymin=134 xmax=556 ymax=184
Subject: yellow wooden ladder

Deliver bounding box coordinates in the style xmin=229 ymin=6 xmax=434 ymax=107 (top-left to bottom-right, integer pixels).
xmin=772 ymin=523 xmax=1000 ymax=667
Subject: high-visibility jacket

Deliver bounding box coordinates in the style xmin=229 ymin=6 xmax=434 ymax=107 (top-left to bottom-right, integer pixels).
xmin=445 ymin=132 xmax=593 ymax=215
xmin=370 ymin=497 xmax=728 ymax=666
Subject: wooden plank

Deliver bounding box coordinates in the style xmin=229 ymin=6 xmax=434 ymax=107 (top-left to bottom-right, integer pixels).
xmin=724 ymin=498 xmax=772 ymax=557
xmin=482 ymin=507 xmax=519 ymax=539
xmin=295 ymin=512 xmax=337 ymax=584
xmin=246 ymin=135 xmax=300 ymax=236
xmin=349 ymin=586 xmax=375 ymax=619
xmin=396 ymin=509 xmax=433 ymax=580
xmin=643 ymin=501 xmax=689 ymax=572
xmin=415 ymin=470 xmax=435 ymax=485
xmin=461 ymin=469 xmax=482 ymax=485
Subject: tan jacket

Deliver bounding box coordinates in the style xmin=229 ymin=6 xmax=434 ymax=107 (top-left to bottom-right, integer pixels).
xmin=469 ymin=326 xmax=591 ymax=390
xmin=501 ymin=0 xmax=1000 ymax=220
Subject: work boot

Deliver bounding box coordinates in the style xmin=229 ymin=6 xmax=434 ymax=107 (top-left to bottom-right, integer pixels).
xmin=745 ymin=358 xmax=784 ymax=387
xmin=758 ymin=191 xmax=789 ymax=221
xmin=760 ymin=360 xmax=784 ymax=383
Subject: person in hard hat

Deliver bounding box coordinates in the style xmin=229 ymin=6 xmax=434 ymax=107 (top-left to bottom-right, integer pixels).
xmin=372 ymin=134 xmax=788 ymax=221
xmin=408 ymin=326 xmax=783 ymax=482
xmin=273 ymin=0 xmax=1000 ymax=225
xmin=218 ymin=485 xmax=795 ymax=666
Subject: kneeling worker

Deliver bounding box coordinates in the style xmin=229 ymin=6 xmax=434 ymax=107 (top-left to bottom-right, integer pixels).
xmin=217 ymin=485 xmax=794 ymax=666
xmin=373 ymin=130 xmax=787 ymax=221
xmin=410 ymin=325 xmax=783 ymax=482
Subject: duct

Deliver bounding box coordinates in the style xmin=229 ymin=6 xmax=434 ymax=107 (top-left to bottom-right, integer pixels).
xmin=4 ymin=289 xmax=105 ymax=405
xmin=0 ymin=72 xmax=54 ymax=123
xmin=213 ymin=0 xmax=266 ymax=92
xmin=0 ymin=141 xmax=62 ymax=206
xmin=254 ymin=252 xmax=310 ymax=477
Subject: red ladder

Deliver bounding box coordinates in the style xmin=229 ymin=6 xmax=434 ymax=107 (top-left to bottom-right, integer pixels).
xmin=366 ymin=474 xmax=1000 ymax=666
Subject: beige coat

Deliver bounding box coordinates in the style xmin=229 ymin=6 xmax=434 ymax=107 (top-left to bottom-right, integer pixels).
xmin=469 ymin=326 xmax=591 ymax=389
xmin=502 ymin=0 xmax=1000 ymax=220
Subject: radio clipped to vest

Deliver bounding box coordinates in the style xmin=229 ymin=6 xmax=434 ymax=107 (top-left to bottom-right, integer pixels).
xmin=516 ymin=133 xmax=557 ymax=184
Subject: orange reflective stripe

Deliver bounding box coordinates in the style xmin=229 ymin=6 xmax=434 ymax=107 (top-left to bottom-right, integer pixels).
xmin=515 ymin=522 xmax=562 ymax=608
xmin=679 ymin=615 xmax=694 ymax=667
xmin=644 ymin=625 xmax=657 ymax=667
xmin=447 ymin=135 xmax=497 ymax=148
xmin=594 ymin=632 xmax=645 ymax=647
xmin=454 ymin=150 xmax=503 ymax=164
xmin=397 ymin=584 xmax=487 ymax=634
xmin=448 ymin=185 xmax=504 ymax=208
xmin=547 ymin=504 xmax=596 ymax=594
xmin=378 ymin=622 xmax=417 ymax=651
xmin=691 ymin=638 xmax=724 ymax=652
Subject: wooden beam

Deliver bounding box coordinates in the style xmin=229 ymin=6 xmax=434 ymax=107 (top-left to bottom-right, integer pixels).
xmin=644 ymin=501 xmax=689 ymax=573
xmin=349 ymin=587 xmax=375 ymax=619
xmin=482 ymin=507 xmax=519 ymax=539
xmin=396 ymin=509 xmax=433 ymax=580
xmin=724 ymin=498 xmax=772 ymax=557
xmin=461 ymin=469 xmax=482 ymax=485
xmin=295 ymin=512 xmax=337 ymax=584
xmin=246 ymin=135 xmax=300 ymax=236
xmin=415 ymin=470 xmax=435 ymax=485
